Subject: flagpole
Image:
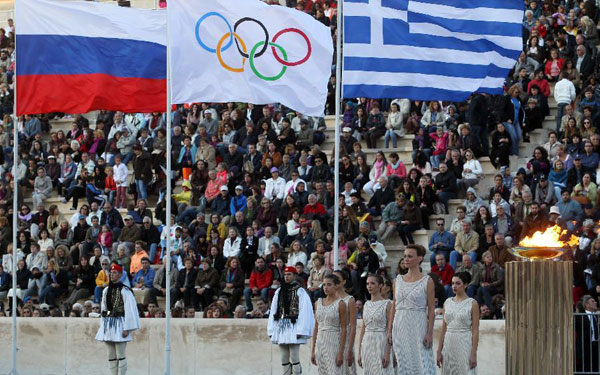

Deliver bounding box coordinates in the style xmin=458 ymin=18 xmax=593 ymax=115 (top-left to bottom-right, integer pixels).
xmin=164 ymin=5 xmax=172 ymax=375
xmin=11 ymin=1 xmax=18 ymax=374
xmin=333 ymin=0 xmax=343 ymax=271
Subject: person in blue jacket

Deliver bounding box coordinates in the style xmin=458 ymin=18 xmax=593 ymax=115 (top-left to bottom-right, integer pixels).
xmin=230 ymin=185 xmax=248 ymax=216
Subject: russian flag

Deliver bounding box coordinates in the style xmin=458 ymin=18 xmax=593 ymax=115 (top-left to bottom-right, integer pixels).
xmin=16 ymin=0 xmax=167 ymax=115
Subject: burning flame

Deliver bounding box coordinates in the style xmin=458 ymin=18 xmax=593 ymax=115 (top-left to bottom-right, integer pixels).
xmin=519 ymin=225 xmax=579 ymax=248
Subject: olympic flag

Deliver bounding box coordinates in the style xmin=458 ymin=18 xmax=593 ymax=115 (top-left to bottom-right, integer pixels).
xmin=168 ymin=0 xmax=334 ymax=117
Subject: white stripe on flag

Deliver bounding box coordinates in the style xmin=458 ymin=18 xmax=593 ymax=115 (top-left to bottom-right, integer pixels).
xmin=409 ymin=22 xmax=523 ymax=51
xmin=19 ymin=0 xmax=165 ymax=44
xmin=344 ymin=71 xmax=505 ymax=92
xmin=344 ymin=44 xmax=516 ymax=68
xmin=408 ymin=1 xmax=523 ymax=23
xmin=344 ymin=1 xmax=407 ymax=21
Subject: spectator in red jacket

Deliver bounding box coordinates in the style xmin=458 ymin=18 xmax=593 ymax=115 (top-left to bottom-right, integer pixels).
xmin=527 ymin=69 xmax=551 ymax=97
xmin=243 ymin=257 xmax=273 ymax=311
xmin=431 ymin=253 xmax=454 ymax=299
xmin=302 ymin=194 xmax=327 ymax=220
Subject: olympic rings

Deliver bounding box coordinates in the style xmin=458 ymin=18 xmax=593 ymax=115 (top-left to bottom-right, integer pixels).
xmin=234 ymin=17 xmax=269 ymax=58
xmin=195 ymin=12 xmax=312 ymax=81
xmin=195 ymin=12 xmax=233 ymax=53
xmin=271 ymin=28 xmax=312 ymax=67
xmin=250 ymin=41 xmax=287 ymax=82
xmin=217 ymin=32 xmax=247 ymax=73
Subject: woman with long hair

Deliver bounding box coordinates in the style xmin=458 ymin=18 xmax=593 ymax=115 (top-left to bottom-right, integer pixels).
xmin=340 ymin=206 xmax=359 ymax=242
xmin=572 ymin=172 xmax=598 ymax=206
xmin=363 ymin=151 xmax=387 ymax=196
xmin=334 ymin=269 xmax=358 ymax=375
xmin=420 ymin=101 xmax=445 ymax=130
xmin=500 ymin=84 xmax=525 ymax=156
xmin=311 ymin=273 xmax=347 ymax=374
xmin=190 ymin=160 xmax=208 ymax=206
xmin=38 ymin=259 xmax=68 ymax=307
xmin=436 ymin=272 xmax=480 ymax=374
xmin=388 ymin=245 xmax=436 ymax=374
xmin=397 ymin=201 xmax=422 ymax=246
xmin=473 ymin=206 xmax=492 ymax=236
xmin=415 ymin=176 xmax=436 ymax=230
xmin=358 ymin=274 xmax=393 ymax=375
xmin=353 ymin=155 xmax=371 ymax=193
xmin=220 ymin=256 xmax=244 ymax=310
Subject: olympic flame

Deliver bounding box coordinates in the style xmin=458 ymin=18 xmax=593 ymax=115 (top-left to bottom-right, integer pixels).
xmin=518 ymin=225 xmax=579 ymax=248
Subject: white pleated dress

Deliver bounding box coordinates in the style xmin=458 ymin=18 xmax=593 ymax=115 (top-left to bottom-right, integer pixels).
xmin=315 ymin=298 xmax=344 ymax=375
xmin=95 ymin=286 xmax=140 ymax=342
xmin=267 ymin=286 xmax=315 ymax=344
xmin=442 ymin=298 xmax=477 ymax=375
xmin=361 ymin=299 xmax=394 ymax=375
xmin=392 ymin=275 xmax=436 ymax=375
xmin=341 ymin=295 xmax=357 ymax=375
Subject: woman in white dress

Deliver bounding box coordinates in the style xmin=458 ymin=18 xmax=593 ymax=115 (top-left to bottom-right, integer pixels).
xmin=312 ymin=274 xmax=347 ymax=375
xmin=358 ymin=274 xmax=394 ymax=375
xmin=387 ymin=245 xmax=436 ymax=375
xmin=436 ymin=271 xmax=480 ymax=375
xmin=334 ymin=269 xmax=357 ymax=375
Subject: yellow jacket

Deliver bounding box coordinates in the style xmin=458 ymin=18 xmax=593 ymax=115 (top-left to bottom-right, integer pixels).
xmin=96 ymin=269 xmax=109 ymax=288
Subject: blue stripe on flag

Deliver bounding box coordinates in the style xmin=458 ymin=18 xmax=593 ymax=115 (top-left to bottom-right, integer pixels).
xmin=411 ymin=0 xmax=523 ymax=10
xmin=381 ymin=0 xmax=408 ymax=10
xmin=382 ymin=19 xmax=520 ymax=59
xmin=344 ymin=17 xmax=371 ymax=43
xmin=343 ymin=84 xmax=473 ymax=101
xmin=344 ymin=57 xmax=506 ymax=78
xmin=407 ymin=12 xmax=522 ymax=37
xmin=343 ymin=84 xmax=504 ymax=101
xmin=17 ymin=34 xmax=166 ymax=79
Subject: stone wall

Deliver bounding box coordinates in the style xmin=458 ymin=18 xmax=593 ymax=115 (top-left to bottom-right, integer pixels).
xmin=0 ymin=318 xmax=505 ymax=374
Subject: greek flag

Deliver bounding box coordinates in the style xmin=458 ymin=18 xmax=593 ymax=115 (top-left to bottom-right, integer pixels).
xmin=343 ymin=0 xmax=524 ymax=101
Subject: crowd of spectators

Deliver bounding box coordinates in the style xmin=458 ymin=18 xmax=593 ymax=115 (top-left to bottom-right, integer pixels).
xmin=1 ymin=0 xmax=600 ymax=324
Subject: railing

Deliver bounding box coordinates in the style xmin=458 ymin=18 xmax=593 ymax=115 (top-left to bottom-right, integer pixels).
xmin=575 ymin=312 xmax=600 ymax=374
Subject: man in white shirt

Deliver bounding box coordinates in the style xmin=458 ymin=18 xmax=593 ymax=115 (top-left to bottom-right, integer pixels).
xmin=264 ymin=167 xmax=286 ymax=205
xmin=554 ymin=71 xmax=576 ymax=132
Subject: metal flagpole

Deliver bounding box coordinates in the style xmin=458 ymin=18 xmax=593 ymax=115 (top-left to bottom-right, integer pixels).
xmin=11 ymin=1 xmax=18 ymax=374
xmin=333 ymin=0 xmax=343 ymax=271
xmin=164 ymin=4 xmax=172 ymax=375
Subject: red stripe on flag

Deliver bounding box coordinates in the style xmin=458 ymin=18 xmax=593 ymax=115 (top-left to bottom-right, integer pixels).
xmin=16 ymin=74 xmax=166 ymax=115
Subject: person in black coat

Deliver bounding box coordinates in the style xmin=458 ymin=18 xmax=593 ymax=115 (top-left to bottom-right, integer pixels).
xmin=434 ymin=163 xmax=457 ymax=212
xmin=568 ymin=157 xmax=591 ymax=192
xmin=171 ymin=257 xmax=199 ymax=308
xmin=466 ymin=92 xmax=490 ymax=155
xmin=367 ymin=177 xmax=395 ymax=216
xmin=65 ymin=256 xmax=95 ymax=306
xmin=524 ymin=97 xmax=544 ymax=141
xmin=575 ymin=295 xmax=600 ymax=372
xmin=356 ymin=246 xmax=380 ymax=299
xmin=339 ymin=155 xmax=357 ymax=185
xmin=239 ymin=228 xmax=259 ymax=278
xmin=415 ymin=177 xmax=436 ymax=229
xmin=574 ymin=45 xmax=595 ymax=82
xmin=11 ymin=259 xmax=31 ymax=305
xmin=524 ymin=84 xmax=549 ymax=117
xmin=490 ymin=123 xmax=512 ymax=168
